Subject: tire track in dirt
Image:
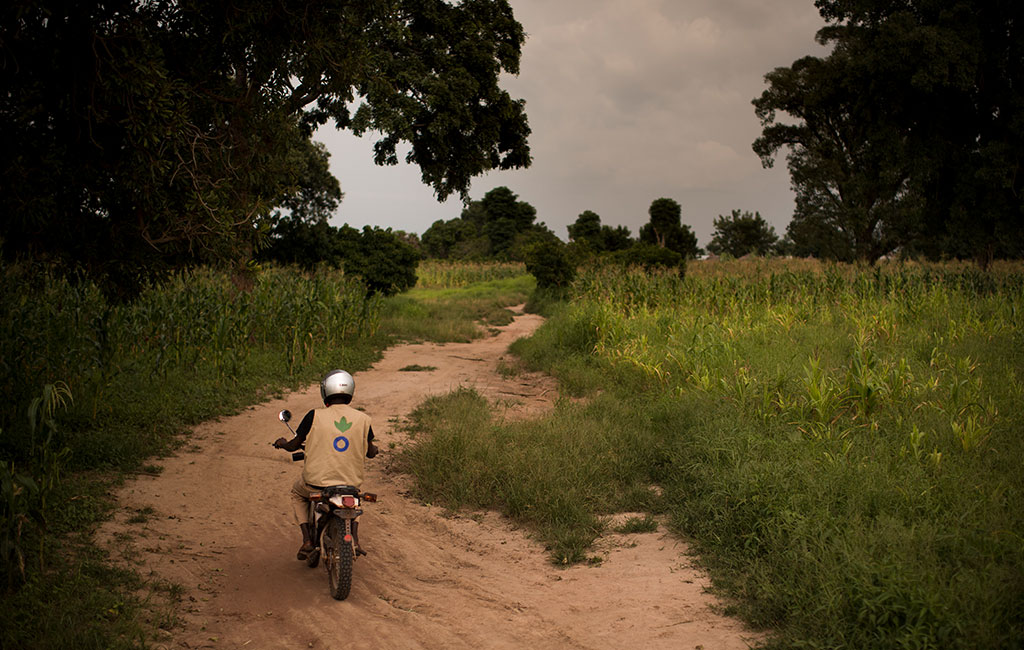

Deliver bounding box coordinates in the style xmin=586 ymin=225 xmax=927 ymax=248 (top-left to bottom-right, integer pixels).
xmin=100 ymin=306 xmax=761 ymax=649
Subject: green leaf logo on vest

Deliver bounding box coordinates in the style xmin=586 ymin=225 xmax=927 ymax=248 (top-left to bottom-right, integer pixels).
xmin=333 ymin=417 xmax=352 ymax=452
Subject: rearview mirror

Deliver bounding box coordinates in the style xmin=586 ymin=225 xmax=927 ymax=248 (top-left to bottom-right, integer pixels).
xmin=278 ymin=409 xmax=292 ymax=423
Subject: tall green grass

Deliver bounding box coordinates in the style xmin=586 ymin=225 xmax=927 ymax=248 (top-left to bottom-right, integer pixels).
xmin=1 ymin=264 xmax=385 ymax=472
xmin=380 ymin=273 xmax=534 ymax=342
xmin=0 ymin=258 xmax=535 ymax=649
xmin=415 ymin=260 xmax=527 ymax=288
xmin=0 ymin=262 xmax=386 ymax=647
xmin=403 ymin=259 xmax=1024 ymax=649
xmin=399 ymin=388 xmax=666 ymax=564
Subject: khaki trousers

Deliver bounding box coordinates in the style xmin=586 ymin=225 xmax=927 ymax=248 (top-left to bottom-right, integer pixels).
xmin=290 ymin=477 xmax=318 ymax=526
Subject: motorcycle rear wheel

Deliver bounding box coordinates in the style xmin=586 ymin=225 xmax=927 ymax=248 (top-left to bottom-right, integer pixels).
xmin=324 ymin=517 xmax=353 ymax=600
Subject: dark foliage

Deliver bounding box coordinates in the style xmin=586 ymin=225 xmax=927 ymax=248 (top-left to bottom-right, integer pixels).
xmin=707 ymin=210 xmax=779 ymax=257
xmin=0 ymin=0 xmax=531 ymax=295
xmin=524 ymin=239 xmax=575 ymax=289
xmin=567 ymin=211 xmax=602 ymax=249
xmin=259 ymin=220 xmax=419 ymax=295
xmin=609 ymin=244 xmax=685 ymax=276
xmin=345 ymin=225 xmax=420 ymax=295
xmin=754 ymin=0 xmax=1024 ymax=265
xmin=420 ymin=186 xmax=554 ymax=260
xmin=638 ymin=198 xmax=702 ymax=259
xmin=567 ymin=210 xmax=636 ymax=255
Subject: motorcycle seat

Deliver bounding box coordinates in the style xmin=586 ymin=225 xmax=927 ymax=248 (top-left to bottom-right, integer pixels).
xmin=321 ymin=485 xmax=361 ymax=497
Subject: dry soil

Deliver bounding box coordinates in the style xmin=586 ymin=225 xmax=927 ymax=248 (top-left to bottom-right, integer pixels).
xmin=99 ymin=306 xmax=761 ymax=650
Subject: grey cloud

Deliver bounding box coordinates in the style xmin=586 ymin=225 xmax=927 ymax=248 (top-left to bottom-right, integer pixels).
xmin=326 ymin=0 xmax=828 ymax=244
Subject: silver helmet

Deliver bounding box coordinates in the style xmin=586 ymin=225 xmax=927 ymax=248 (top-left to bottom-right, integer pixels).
xmin=320 ymin=369 xmax=355 ymax=403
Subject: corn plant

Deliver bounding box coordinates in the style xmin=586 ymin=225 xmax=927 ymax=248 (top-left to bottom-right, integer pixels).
xmin=1 ymin=383 xmax=71 ymax=589
xmin=416 ymin=260 xmax=526 ymax=288
xmin=0 ymin=262 xmax=384 ymax=472
xmin=502 ymin=258 xmax=1024 ymax=649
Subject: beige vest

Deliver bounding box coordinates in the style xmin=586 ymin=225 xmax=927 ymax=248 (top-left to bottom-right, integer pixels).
xmin=301 ymin=404 xmax=372 ymax=488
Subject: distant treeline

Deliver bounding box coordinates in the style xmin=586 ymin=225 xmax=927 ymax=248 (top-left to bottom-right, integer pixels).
xmin=2 ymin=0 xmax=1019 ymax=301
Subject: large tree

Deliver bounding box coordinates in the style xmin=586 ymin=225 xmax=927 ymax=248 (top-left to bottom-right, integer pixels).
xmin=753 ymin=50 xmax=917 ymax=263
xmin=0 ymin=0 xmax=531 ymax=292
xmin=478 ymin=186 xmax=537 ymax=256
xmin=754 ymin=0 xmax=1024 ymax=265
xmin=820 ymin=0 xmax=1024 ymax=266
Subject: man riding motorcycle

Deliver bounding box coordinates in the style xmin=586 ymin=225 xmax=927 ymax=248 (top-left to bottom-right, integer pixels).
xmin=273 ymin=369 xmax=378 ymax=559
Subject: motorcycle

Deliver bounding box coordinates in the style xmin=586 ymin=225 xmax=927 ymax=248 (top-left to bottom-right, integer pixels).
xmin=276 ymin=409 xmax=377 ymax=601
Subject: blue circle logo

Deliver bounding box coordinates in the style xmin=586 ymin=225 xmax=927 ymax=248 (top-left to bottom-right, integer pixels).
xmin=333 ymin=436 xmax=350 ymax=452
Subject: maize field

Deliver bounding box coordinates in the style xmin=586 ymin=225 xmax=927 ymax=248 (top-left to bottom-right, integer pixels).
xmin=517 ymin=258 xmax=1024 ymax=649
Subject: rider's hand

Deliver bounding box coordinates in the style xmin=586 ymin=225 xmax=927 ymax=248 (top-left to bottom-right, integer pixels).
xmin=273 ymin=437 xmax=288 ymax=449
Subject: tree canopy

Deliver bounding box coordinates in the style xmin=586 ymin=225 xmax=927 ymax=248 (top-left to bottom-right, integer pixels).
xmin=753 ymin=0 xmax=1023 ymax=265
xmin=567 ymin=210 xmax=633 ymax=254
xmin=638 ymin=198 xmax=702 ymax=258
xmin=420 ymin=186 xmax=552 ymax=260
xmin=259 ymin=219 xmax=419 ymax=295
xmin=524 ymin=239 xmax=575 ymax=289
xmin=753 ymin=52 xmax=916 ymax=263
xmin=0 ymin=0 xmax=531 ymax=293
xmin=567 ymin=211 xmax=603 ymax=249
xmin=707 ymin=210 xmax=779 ymax=258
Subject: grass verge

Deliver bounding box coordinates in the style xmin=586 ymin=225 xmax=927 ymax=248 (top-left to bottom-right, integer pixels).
xmin=379 ymin=274 xmax=534 ymax=342
xmin=399 ymin=260 xmax=1024 ymax=650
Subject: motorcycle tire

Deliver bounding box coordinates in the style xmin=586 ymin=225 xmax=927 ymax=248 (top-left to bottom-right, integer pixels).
xmin=324 ymin=517 xmax=353 ymax=600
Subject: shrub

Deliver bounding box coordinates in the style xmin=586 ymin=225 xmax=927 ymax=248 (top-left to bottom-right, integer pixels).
xmin=524 ymin=240 xmax=575 ymax=289
xmin=608 ymin=243 xmax=685 ymax=277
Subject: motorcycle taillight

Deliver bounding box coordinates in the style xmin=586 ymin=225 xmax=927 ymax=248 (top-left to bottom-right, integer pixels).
xmin=328 ymin=494 xmax=360 ymax=508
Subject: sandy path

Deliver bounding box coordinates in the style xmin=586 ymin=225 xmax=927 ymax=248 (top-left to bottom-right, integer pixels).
xmin=101 ymin=307 xmax=761 ymax=649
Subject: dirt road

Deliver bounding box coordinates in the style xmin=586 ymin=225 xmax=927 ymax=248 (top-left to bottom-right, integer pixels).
xmin=101 ymin=307 xmax=760 ymax=649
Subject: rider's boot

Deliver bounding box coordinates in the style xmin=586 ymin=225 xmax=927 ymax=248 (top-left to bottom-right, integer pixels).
xmin=352 ymin=521 xmax=366 ymax=556
xmin=297 ymin=523 xmax=314 ymax=560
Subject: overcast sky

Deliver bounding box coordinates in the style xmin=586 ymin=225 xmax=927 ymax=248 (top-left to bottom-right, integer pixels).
xmin=316 ymin=0 xmax=829 ymax=247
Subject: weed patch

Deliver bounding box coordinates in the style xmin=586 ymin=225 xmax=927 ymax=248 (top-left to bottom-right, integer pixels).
xmin=614 ymin=514 xmax=659 ymax=534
